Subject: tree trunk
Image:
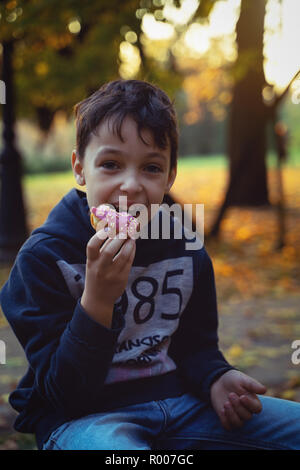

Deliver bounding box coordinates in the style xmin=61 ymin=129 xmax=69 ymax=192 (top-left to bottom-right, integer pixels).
xmin=0 ymin=40 xmax=29 ymax=263
xmin=227 ymin=0 xmax=269 ymax=206
xmin=209 ymin=0 xmax=269 ymax=237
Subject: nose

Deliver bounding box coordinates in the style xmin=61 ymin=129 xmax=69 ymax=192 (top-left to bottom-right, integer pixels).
xmin=119 ymin=170 xmax=143 ymax=194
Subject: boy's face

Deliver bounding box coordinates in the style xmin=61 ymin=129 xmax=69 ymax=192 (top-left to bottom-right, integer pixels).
xmin=72 ymin=115 xmax=176 ymax=222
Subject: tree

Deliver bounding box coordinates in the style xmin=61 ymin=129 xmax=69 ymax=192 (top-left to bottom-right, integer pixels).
xmin=227 ymin=0 xmax=269 ymax=206
xmin=0 ymin=0 xmax=148 ymax=261
xmin=145 ymin=0 xmax=299 ymax=245
xmin=0 ymin=38 xmax=29 ymax=261
xmin=209 ymin=0 xmax=300 ymax=240
xmin=1 ymin=0 xmax=298 ymax=258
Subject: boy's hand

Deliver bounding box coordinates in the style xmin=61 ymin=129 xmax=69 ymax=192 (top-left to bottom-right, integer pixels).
xmin=81 ymin=225 xmax=136 ymax=328
xmin=210 ymin=369 xmax=267 ymax=431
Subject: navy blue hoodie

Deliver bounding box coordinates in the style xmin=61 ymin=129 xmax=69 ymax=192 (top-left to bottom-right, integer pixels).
xmin=0 ymin=188 xmax=234 ymax=449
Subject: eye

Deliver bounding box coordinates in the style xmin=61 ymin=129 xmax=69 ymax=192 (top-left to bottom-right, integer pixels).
xmin=145 ymin=164 xmax=162 ymax=173
xmin=101 ymin=161 xmax=119 ymax=170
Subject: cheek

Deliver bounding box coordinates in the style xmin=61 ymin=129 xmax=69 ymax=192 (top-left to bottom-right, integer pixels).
xmin=148 ymin=176 xmax=167 ymax=192
xmin=152 ymin=179 xmax=169 ymax=199
xmin=85 ymin=177 xmax=111 ymax=207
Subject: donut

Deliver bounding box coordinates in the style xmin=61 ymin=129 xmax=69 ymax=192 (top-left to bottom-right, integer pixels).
xmin=90 ymin=204 xmax=139 ymax=238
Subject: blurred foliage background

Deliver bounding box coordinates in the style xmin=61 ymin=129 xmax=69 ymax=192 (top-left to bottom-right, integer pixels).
xmin=0 ymin=0 xmax=299 ymax=172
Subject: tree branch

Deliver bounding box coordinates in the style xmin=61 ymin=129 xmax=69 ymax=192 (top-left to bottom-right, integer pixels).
xmin=274 ymin=69 xmax=300 ymax=107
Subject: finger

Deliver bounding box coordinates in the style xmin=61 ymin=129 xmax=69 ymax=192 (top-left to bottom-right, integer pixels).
xmin=228 ymin=393 xmax=253 ymax=421
xmin=240 ymin=394 xmax=263 ymax=414
xmin=241 ymin=376 xmax=267 ymax=395
xmin=86 ymin=229 xmax=110 ymax=261
xmin=120 ymin=242 xmax=136 ymax=280
xmin=122 ymin=239 xmax=136 ymax=270
xmin=96 ymin=225 xmax=111 ymax=240
xmin=219 ymin=409 xmax=232 ymax=431
xmin=224 ymin=401 xmax=244 ymax=429
xmin=127 ymin=221 xmax=141 ymax=240
xmin=95 ymin=219 xmax=108 ymax=232
xmin=99 ymin=234 xmax=129 ymax=262
xmin=113 ymin=238 xmax=136 ymax=270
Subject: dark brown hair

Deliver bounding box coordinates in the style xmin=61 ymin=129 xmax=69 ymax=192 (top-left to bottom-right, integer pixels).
xmin=73 ymin=79 xmax=178 ymax=172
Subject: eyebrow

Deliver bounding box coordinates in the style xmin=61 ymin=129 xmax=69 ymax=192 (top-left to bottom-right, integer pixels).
xmin=96 ymin=146 xmax=167 ymax=161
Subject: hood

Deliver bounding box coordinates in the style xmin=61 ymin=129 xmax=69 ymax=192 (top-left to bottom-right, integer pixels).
xmin=30 ymin=188 xmax=94 ymax=249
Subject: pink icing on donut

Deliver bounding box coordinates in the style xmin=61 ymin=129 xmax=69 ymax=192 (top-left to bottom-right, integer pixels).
xmin=90 ymin=204 xmax=139 ymax=237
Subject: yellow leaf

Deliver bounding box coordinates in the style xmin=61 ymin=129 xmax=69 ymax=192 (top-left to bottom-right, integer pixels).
xmin=227 ymin=344 xmax=243 ymax=359
xmin=281 ymin=389 xmax=296 ymax=400
xmin=35 ymin=62 xmax=49 ymax=76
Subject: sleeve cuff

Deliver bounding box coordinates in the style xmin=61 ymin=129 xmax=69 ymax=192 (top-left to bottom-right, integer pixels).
xmin=68 ymin=299 xmax=125 ymax=349
xmin=200 ymin=365 xmax=237 ymax=402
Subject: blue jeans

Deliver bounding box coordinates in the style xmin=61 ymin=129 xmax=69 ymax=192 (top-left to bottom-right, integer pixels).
xmin=42 ymin=393 xmax=300 ymax=450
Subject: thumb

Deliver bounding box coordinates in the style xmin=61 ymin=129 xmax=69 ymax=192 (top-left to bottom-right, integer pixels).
xmin=242 ymin=376 xmax=267 ymax=395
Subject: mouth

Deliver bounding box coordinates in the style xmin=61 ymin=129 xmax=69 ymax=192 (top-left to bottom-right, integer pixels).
xmin=111 ymin=203 xmax=145 ymax=217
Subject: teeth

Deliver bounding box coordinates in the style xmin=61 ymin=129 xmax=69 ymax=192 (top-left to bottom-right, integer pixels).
xmin=112 ymin=204 xmax=135 ymax=214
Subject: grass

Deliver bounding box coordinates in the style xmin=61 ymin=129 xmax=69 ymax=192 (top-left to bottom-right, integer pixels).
xmin=178 ymin=154 xmax=227 ymax=169
xmin=177 ymin=150 xmax=300 ymax=170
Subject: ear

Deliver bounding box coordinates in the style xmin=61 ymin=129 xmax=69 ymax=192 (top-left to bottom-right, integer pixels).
xmin=165 ymin=165 xmax=177 ymax=194
xmin=71 ymin=150 xmax=86 ymax=186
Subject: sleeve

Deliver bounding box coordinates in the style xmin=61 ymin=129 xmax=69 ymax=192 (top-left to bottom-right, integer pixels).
xmin=168 ymin=247 xmax=236 ymax=402
xmin=0 ymin=248 xmax=124 ymax=417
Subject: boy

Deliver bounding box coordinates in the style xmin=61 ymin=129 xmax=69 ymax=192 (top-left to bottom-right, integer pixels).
xmin=1 ymin=79 xmax=300 ymax=450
